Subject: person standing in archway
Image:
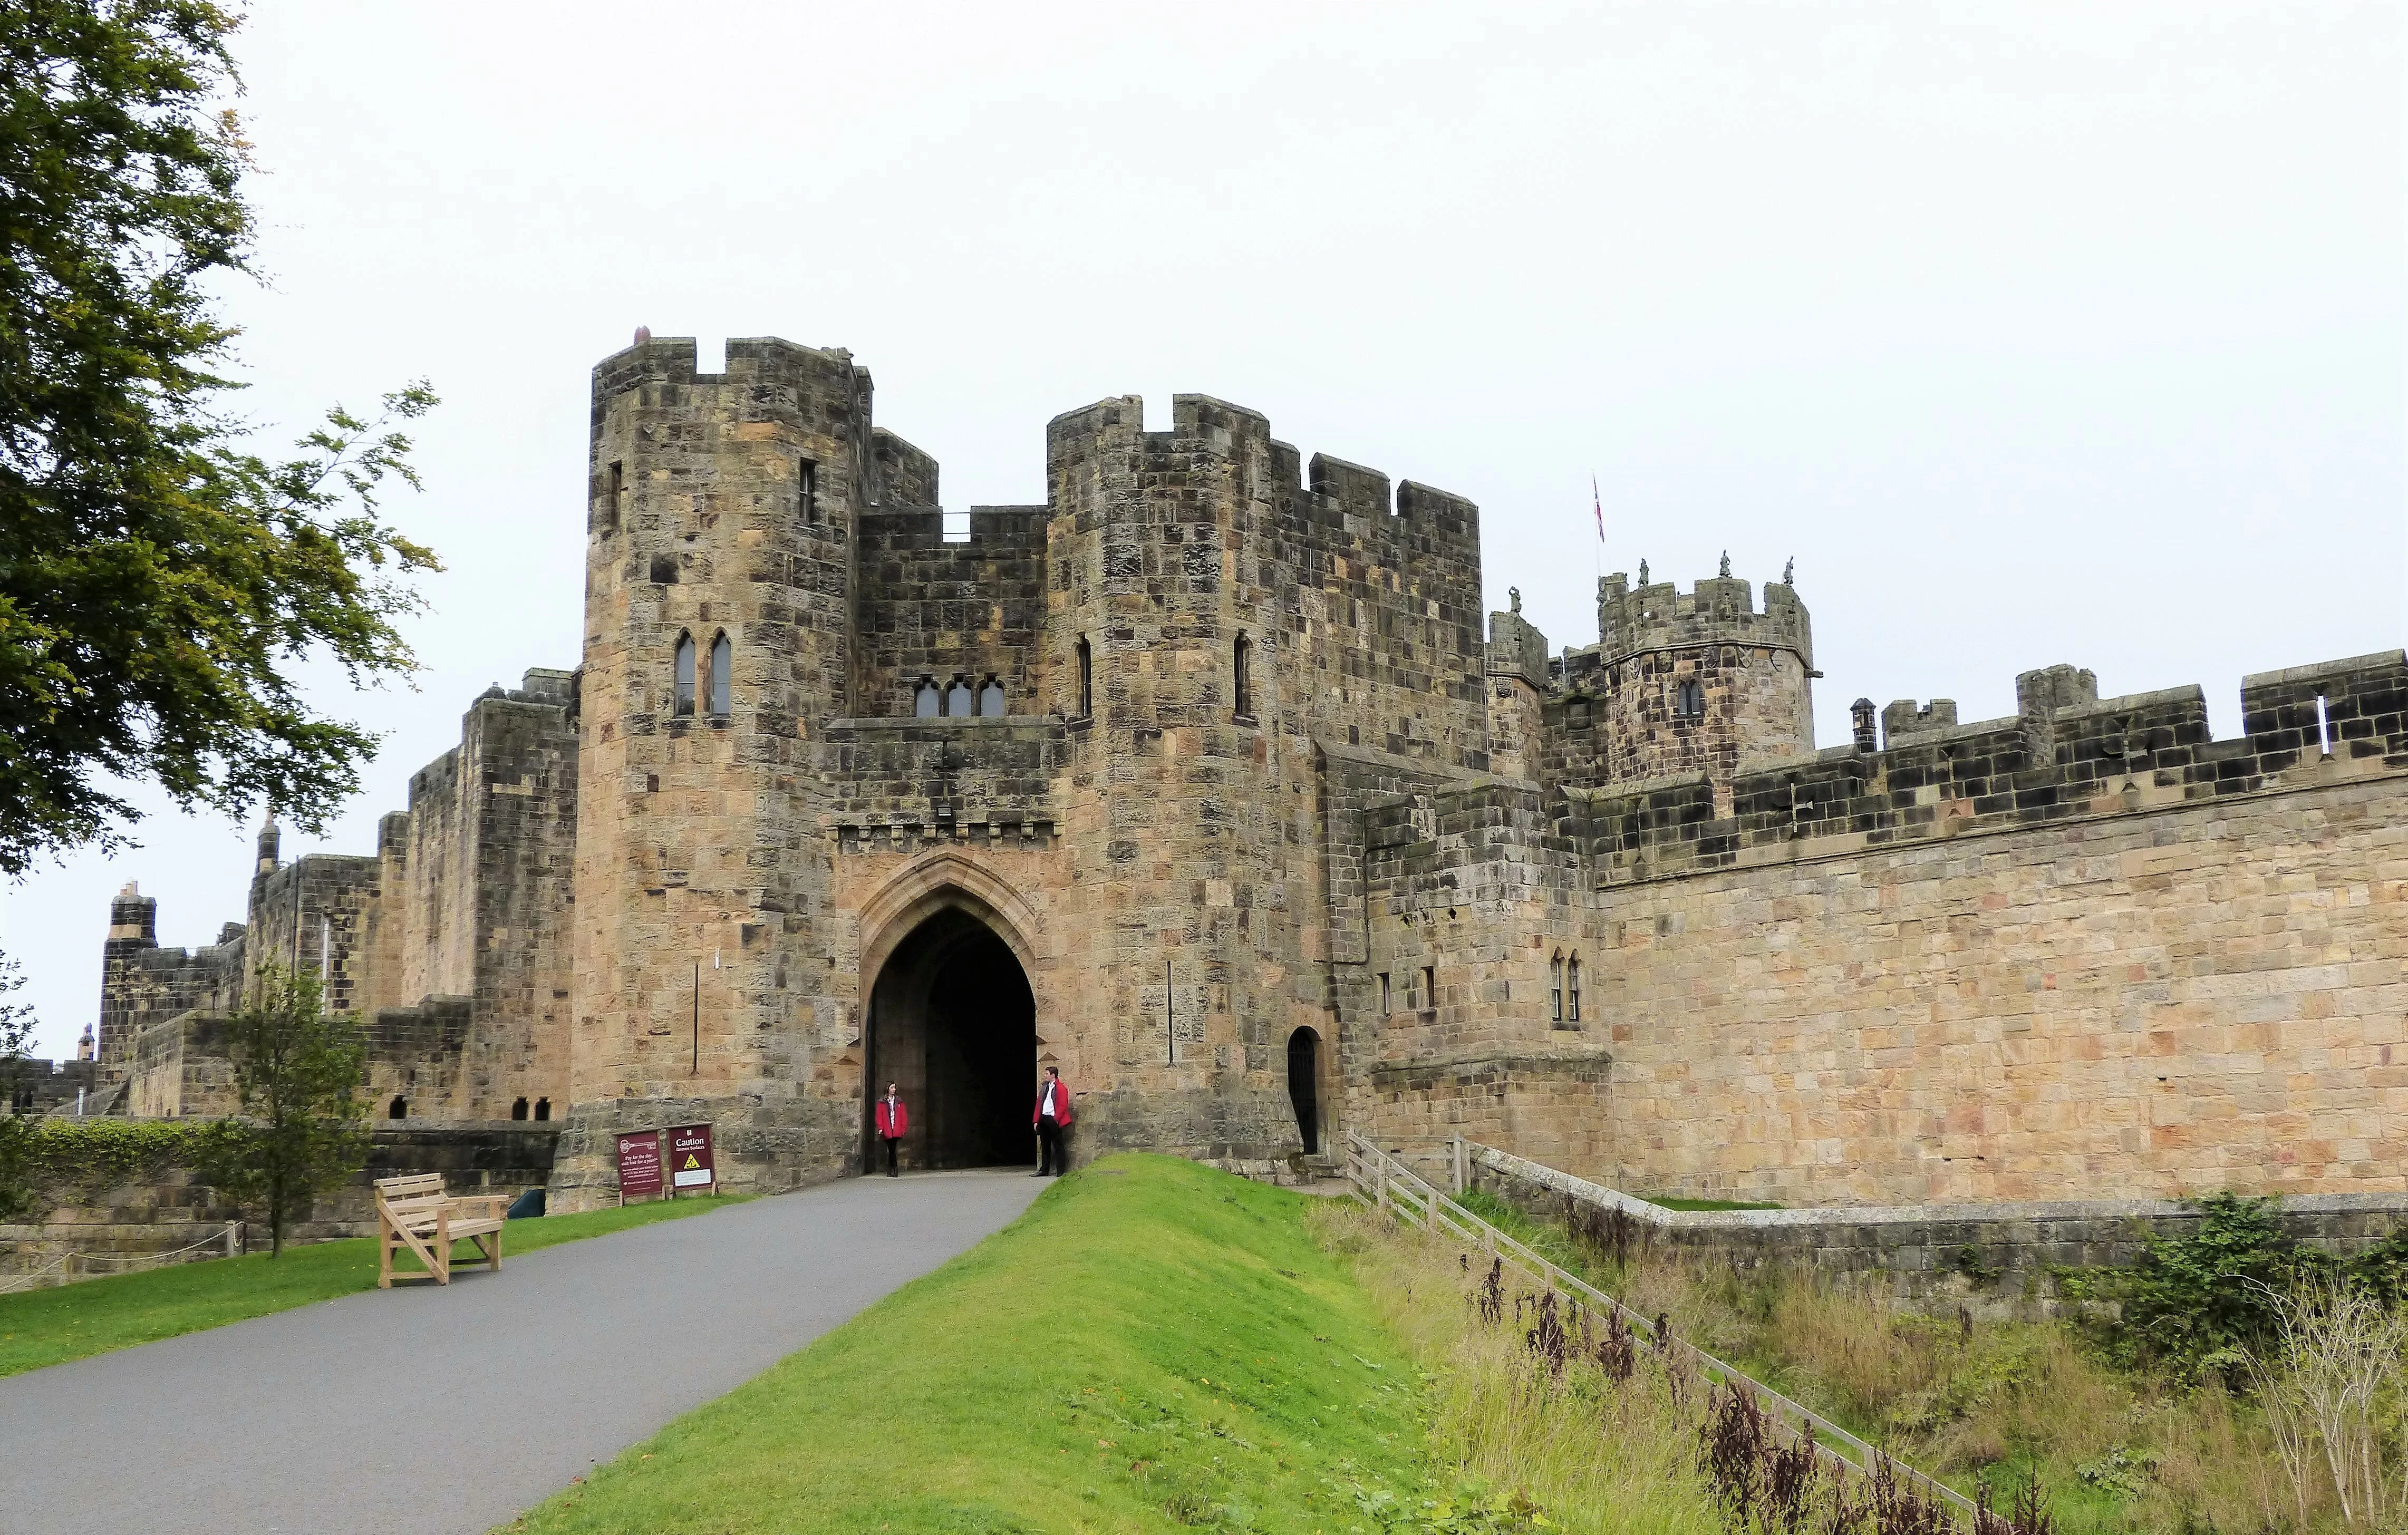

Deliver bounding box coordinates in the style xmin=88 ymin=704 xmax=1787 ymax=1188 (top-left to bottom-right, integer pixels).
xmin=1032 ymin=1065 xmax=1072 ymax=1177
xmin=874 ymin=1082 xmax=909 ymax=1177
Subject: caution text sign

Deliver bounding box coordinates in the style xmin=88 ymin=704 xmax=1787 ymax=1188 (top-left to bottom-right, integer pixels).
xmin=669 ymin=1122 xmax=715 ymax=1192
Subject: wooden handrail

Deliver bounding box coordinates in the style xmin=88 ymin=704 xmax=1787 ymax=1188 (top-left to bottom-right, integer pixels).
xmin=1341 ymin=1132 xmax=1979 ymax=1522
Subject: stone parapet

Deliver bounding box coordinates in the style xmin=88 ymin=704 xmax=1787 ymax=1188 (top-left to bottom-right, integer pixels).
xmin=1469 ymin=1143 xmax=2408 ymax=1319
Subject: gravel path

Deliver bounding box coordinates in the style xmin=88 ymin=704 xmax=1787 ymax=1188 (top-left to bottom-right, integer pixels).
xmin=0 ymin=1170 xmax=1044 ymax=1535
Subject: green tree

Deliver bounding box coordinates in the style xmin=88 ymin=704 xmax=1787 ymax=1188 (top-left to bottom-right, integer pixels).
xmin=0 ymin=948 xmax=32 ymax=1063
xmin=1 ymin=0 xmax=440 ymax=878
xmin=202 ymin=964 xmax=369 ymax=1255
xmin=0 ymin=949 xmax=37 ymax=1219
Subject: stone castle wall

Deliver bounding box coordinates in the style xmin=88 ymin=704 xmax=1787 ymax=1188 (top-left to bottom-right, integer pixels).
xmin=1364 ymin=647 xmax=2408 ymax=1206
xmin=86 ymin=340 xmax=2406 ymax=1232
xmin=97 ymin=892 xmax=245 ymax=1076
xmin=854 ymin=504 xmax=1049 ymax=718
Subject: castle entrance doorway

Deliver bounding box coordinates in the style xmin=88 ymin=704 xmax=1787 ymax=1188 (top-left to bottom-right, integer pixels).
xmin=865 ymin=907 xmax=1036 ymax=1170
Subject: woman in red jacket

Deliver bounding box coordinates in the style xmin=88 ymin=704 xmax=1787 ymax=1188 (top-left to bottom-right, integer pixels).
xmin=874 ymin=1083 xmax=908 ymax=1177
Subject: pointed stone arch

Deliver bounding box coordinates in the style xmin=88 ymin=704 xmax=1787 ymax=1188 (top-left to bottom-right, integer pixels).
xmin=857 ymin=852 xmax=1044 ymax=988
xmin=856 ymin=853 xmax=1047 ymax=1172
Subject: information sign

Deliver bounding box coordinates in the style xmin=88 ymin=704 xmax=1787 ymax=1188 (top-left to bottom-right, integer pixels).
xmin=669 ymin=1122 xmax=715 ymax=1192
xmin=616 ymin=1131 xmax=662 ymax=1201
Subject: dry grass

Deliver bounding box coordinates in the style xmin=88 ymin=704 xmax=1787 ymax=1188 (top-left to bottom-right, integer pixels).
xmin=1317 ymin=1185 xmax=2368 ymax=1533
xmin=1313 ymin=1199 xmax=1723 ymax=1535
xmin=1590 ymin=1221 xmax=2332 ymax=1532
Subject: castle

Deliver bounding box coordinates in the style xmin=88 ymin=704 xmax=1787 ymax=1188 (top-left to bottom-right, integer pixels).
xmin=92 ymin=336 xmax=2408 ymax=1211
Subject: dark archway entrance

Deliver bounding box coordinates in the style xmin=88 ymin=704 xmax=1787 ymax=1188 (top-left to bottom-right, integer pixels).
xmin=1287 ymin=1026 xmax=1322 ymax=1154
xmin=865 ymin=907 xmax=1036 ymax=1170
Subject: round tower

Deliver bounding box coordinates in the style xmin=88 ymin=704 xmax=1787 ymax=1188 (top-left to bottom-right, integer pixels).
xmin=1591 ymin=559 xmax=1816 ymax=805
xmin=564 ymin=334 xmax=871 ymax=1200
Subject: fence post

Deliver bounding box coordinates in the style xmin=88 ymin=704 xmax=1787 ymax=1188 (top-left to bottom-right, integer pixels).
xmin=1452 ymin=1135 xmax=1467 ymax=1196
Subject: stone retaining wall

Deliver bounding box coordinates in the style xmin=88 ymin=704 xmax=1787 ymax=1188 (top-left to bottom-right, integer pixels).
xmin=1466 ymin=1143 xmax=2408 ymax=1319
xmin=0 ymin=1124 xmax=559 ymax=1290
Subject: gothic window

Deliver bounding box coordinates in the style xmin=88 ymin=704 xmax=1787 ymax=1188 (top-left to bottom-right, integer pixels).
xmin=979 ymin=677 xmax=1005 ymax=717
xmin=673 ymin=634 xmax=696 ymax=717
xmin=1568 ymin=955 xmax=1581 ymax=1024
xmin=708 ymin=633 xmax=732 ymax=716
xmin=1379 ymin=972 xmax=1391 ymax=1013
xmin=799 ymin=459 xmax=818 ymax=526
xmin=946 ymin=676 xmax=974 ymax=717
xmin=603 ymin=460 xmax=623 ymax=535
xmin=1076 ymin=636 xmax=1094 ymax=717
xmin=1421 ymin=965 xmax=1436 ymax=1011
xmin=1675 ymin=678 xmax=1704 ymax=719
xmin=387 ymin=1095 xmax=408 ymax=1120
xmin=1233 ymin=632 xmax=1253 ymax=717
xmin=534 ymin=1097 xmax=552 ymax=1122
xmin=1551 ymin=951 xmax=1565 ymax=1023
xmin=511 ymin=1096 xmax=529 ymax=1121
xmin=914 ymin=678 xmax=940 ymax=717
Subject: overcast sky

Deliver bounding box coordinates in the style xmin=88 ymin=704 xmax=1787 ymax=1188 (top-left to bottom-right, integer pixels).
xmin=4 ymin=2 xmax=2401 ymax=1058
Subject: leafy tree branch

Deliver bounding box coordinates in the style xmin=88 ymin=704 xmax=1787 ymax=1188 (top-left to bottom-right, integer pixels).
xmin=1 ymin=0 xmax=443 ymax=877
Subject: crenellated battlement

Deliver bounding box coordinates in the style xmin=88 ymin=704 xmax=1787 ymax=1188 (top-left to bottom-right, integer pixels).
xmin=1545 ymin=647 xmax=2408 ymax=884
xmin=1043 ymin=392 xmax=1481 ymax=568
xmin=1598 ymin=569 xmax=1813 ymax=673
xmin=589 ymin=334 xmax=863 ymax=401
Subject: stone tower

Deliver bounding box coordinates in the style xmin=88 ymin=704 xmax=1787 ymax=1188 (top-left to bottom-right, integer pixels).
xmin=1592 ymin=564 xmax=1815 ymax=807
xmin=562 ymin=336 xmax=875 ymax=1192
xmin=1041 ymin=393 xmax=1487 ymax=1148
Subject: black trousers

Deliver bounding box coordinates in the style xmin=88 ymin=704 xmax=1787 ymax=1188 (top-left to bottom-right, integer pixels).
xmin=1037 ymin=1117 xmax=1064 ymax=1174
xmin=882 ymin=1136 xmax=900 ymax=1175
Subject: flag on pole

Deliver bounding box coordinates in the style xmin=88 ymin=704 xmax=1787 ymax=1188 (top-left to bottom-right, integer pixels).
xmin=1591 ymin=475 xmax=1606 ymax=543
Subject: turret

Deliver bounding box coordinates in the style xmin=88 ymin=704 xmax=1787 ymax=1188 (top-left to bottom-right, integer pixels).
xmin=1588 ymin=562 xmax=1817 ymax=808
xmin=568 ymin=334 xmax=879 ymax=1145
xmin=1486 ymin=589 xmax=1550 ymax=780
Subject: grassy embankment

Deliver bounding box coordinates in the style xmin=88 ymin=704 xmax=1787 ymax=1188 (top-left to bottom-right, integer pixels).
xmin=1317 ymin=1197 xmax=1726 ymax=1535
xmin=504 ymin=1154 xmax=1435 ymax=1535
xmin=1448 ymin=1187 xmax=2304 ymax=1533
xmin=0 ymin=1193 xmax=746 ymax=1378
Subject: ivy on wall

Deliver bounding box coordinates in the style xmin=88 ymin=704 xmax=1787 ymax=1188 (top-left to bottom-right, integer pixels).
xmin=0 ymin=1118 xmax=236 ymax=1221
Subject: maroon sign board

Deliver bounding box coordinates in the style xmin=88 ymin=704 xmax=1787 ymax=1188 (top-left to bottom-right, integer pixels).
xmin=670 ymin=1123 xmax=715 ymax=1193
xmin=616 ymin=1131 xmax=662 ymax=1201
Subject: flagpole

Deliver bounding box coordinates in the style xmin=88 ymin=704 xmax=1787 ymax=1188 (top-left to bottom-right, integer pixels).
xmin=1591 ymin=473 xmax=1605 ymax=596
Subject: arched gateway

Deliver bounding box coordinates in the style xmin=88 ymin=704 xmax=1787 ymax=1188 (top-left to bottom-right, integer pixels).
xmin=863 ymin=905 xmax=1037 ymax=1170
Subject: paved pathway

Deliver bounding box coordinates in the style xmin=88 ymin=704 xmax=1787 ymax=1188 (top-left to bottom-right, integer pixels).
xmin=0 ymin=1170 xmax=1043 ymax=1535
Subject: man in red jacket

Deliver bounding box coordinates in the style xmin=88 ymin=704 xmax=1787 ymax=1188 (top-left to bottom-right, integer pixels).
xmin=874 ymin=1083 xmax=908 ymax=1177
xmin=1032 ymin=1065 xmax=1072 ymax=1177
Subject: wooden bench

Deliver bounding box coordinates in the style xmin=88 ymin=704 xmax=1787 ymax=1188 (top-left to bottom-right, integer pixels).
xmin=375 ymin=1174 xmax=508 ymax=1287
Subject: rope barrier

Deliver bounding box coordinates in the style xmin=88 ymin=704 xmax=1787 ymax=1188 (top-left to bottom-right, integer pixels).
xmin=0 ymin=1220 xmax=240 ymax=1293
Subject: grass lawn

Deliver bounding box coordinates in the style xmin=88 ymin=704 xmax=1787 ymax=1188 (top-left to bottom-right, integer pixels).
xmin=0 ymin=1192 xmax=748 ymax=1379
xmin=503 ymin=1154 xmax=1430 ymax=1535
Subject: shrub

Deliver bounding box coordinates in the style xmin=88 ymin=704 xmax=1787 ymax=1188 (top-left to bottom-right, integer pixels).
xmin=2059 ymin=1194 xmax=2298 ymax=1383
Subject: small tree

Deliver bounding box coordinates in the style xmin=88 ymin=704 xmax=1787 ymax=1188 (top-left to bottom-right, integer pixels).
xmin=0 ymin=948 xmax=39 ymax=1219
xmin=204 ymin=964 xmax=368 ymax=1255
